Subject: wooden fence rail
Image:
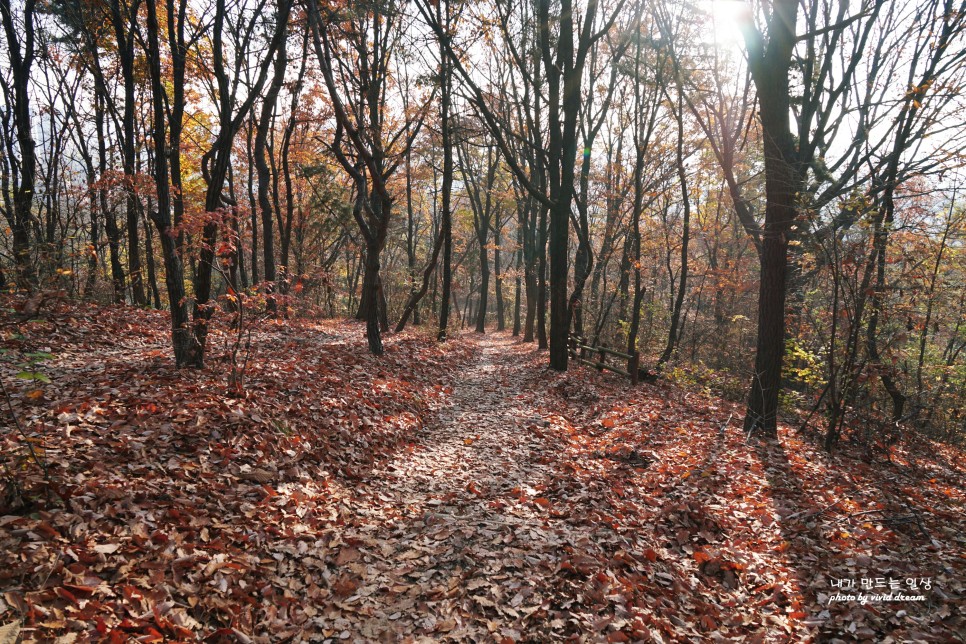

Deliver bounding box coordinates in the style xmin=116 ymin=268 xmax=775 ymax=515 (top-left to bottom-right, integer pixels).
xmin=568 ymin=334 xmax=641 ymax=385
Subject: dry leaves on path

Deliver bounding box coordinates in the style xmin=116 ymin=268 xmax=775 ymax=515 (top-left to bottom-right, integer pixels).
xmin=1 ymin=300 xmax=963 ymax=642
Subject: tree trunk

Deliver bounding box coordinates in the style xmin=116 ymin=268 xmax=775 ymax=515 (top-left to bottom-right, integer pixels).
xmin=255 ymin=23 xmax=287 ymax=312
xmin=437 ymin=159 xmax=453 ymax=341
xmin=405 ymin=125 xmax=419 ymax=326
xmin=246 ymin=121 xmax=259 ymax=283
xmin=657 ymin=88 xmax=691 ymax=370
xmin=494 ymin=221 xmax=505 ymax=331
xmin=143 ymin=207 xmax=161 ymax=308
xmin=166 ymin=0 xmax=188 ymax=236
xmin=278 ymin=32 xmax=308 ymax=306
xmin=362 ymin=237 xmax=384 ymax=355
xmin=513 ymin=220 xmax=523 ymax=336
xmin=742 ymin=0 xmax=800 ymax=438
xmin=396 ymin=223 xmax=445 ymax=333
xmin=145 ymin=0 xmax=200 ymax=366
xmin=866 ymin=202 xmax=906 ymax=422
xmin=84 ymin=176 xmax=99 ymax=297
xmin=192 ymin=0 xmax=291 ymax=364
xmin=110 ymin=0 xmax=146 ymax=306
xmin=94 ymin=91 xmax=126 ymax=303
xmin=475 ymin=247 xmax=489 ymax=333
xmin=536 ymin=202 xmax=548 ymax=349
xmin=743 ymin=166 xmax=796 ymax=437
xmin=1 ymin=0 xmax=37 ymax=289
xmin=437 ymin=14 xmax=453 ymax=342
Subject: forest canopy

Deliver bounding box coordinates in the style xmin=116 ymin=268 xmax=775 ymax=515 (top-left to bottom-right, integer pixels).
xmin=1 ymin=0 xmax=965 ymax=448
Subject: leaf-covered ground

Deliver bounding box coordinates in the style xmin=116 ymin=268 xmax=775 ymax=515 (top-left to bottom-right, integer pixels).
xmin=1 ymin=301 xmax=963 ymax=642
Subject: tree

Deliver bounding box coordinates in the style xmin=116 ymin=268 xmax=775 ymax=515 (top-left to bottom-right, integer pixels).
xmin=142 ymin=0 xmax=200 ymax=365
xmin=308 ymin=0 xmax=428 ymax=355
xmin=0 ymin=0 xmax=38 ymax=289
xmin=654 ymin=8 xmax=694 ymax=370
xmin=737 ymin=0 xmax=801 ymax=437
xmin=734 ymin=0 xmax=966 ymax=439
xmin=277 ymin=30 xmax=310 ymax=302
xmin=458 ymin=138 xmax=500 ymax=333
xmin=738 ymin=0 xmax=891 ymax=437
xmin=569 ymin=16 xmax=630 ymax=338
xmin=394 ymin=23 xmax=452 ymax=336
xmin=108 ymin=0 xmax=147 ymax=306
xmin=421 ymin=0 xmax=626 ymax=369
xmin=436 ymin=28 xmax=453 ymax=343
xmin=624 ymin=14 xmax=664 ymax=365
xmin=191 ymin=0 xmax=292 ymax=366
xmin=254 ymin=9 xmax=288 ymax=312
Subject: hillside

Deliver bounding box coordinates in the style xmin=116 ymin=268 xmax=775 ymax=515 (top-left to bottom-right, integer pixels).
xmin=1 ymin=301 xmax=963 ymax=642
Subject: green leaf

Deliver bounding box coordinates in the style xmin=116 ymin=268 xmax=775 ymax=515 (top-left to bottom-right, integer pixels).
xmin=15 ymin=371 xmax=51 ymax=383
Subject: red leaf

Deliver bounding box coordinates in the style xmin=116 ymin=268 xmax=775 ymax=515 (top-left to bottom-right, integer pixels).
xmin=62 ymin=583 xmax=96 ymax=596
xmin=53 ymin=587 xmax=79 ymax=606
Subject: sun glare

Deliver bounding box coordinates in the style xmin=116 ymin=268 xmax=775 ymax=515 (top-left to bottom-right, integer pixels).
xmin=701 ymin=0 xmax=750 ymax=52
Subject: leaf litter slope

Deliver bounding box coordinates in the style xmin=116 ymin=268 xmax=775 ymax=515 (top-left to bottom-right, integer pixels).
xmin=1 ymin=301 xmax=964 ymax=642
xmin=1 ymin=302 xmax=477 ymax=642
xmin=329 ymin=333 xmax=964 ymax=643
xmin=273 ymin=332 xmax=965 ymax=643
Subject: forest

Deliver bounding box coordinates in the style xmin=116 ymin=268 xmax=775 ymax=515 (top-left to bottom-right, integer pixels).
xmin=1 ymin=0 xmax=965 ymax=641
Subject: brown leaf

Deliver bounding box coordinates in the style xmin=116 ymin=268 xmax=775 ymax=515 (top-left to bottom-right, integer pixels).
xmin=335 ymin=547 xmax=360 ymax=566
xmin=332 ymin=574 xmax=359 ymax=598
xmin=0 ymin=622 xmax=21 ymax=644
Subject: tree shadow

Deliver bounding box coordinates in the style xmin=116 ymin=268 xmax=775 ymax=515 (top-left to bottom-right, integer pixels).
xmin=748 ymin=430 xmax=958 ymax=640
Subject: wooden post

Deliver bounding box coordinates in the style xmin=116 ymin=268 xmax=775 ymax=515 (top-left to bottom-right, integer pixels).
xmin=580 ymin=335 xmax=587 ymax=361
xmin=630 ymin=350 xmax=640 ymax=385
xmin=598 ymin=347 xmax=606 ymax=372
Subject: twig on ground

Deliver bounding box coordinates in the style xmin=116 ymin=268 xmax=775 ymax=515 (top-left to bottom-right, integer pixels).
xmin=786 ymin=499 xmax=844 ymax=522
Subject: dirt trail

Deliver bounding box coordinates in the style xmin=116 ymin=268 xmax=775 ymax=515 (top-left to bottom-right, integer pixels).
xmin=314 ymin=333 xmax=635 ymax=642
